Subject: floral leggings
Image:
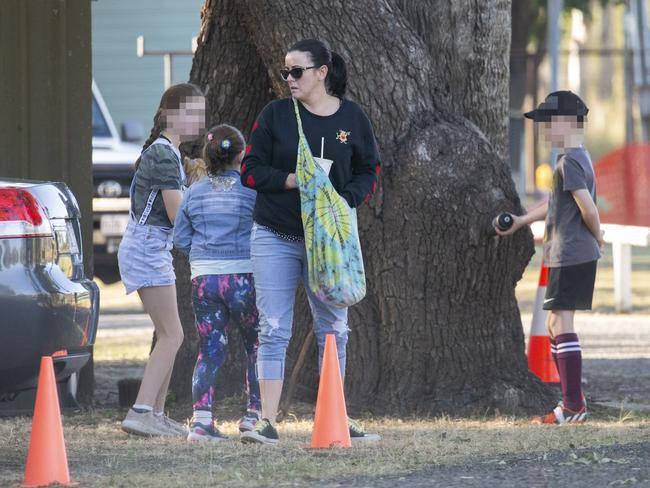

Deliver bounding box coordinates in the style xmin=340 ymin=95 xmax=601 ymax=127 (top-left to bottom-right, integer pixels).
xmin=191 ymin=273 xmax=261 ymax=413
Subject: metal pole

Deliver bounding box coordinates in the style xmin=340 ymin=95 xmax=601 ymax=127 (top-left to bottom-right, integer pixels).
xmin=636 ymin=0 xmax=650 ymax=140
xmin=163 ymin=53 xmax=172 ymax=90
xmin=548 ymin=0 xmax=563 ymax=93
xmin=548 ymin=0 xmax=563 ymax=168
xmin=135 ymin=35 xmax=193 ymax=90
xmin=624 ymin=3 xmax=638 ymax=143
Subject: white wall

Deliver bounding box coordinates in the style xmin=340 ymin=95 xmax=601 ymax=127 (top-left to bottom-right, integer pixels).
xmin=92 ymin=0 xmax=204 ymax=143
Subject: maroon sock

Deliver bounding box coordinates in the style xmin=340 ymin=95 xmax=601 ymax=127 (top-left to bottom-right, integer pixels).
xmin=555 ymin=333 xmax=584 ymax=411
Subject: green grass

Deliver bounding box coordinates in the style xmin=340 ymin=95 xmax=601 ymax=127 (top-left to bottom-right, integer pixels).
xmin=1 ymin=251 xmax=647 ymax=486
xmin=0 ymin=412 xmax=648 ymax=487
xmin=94 ymin=328 xmax=152 ymax=362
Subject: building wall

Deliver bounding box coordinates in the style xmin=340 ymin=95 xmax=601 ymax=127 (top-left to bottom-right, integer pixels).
xmin=0 ymin=0 xmax=93 ymax=275
xmin=92 ymin=0 xmax=204 ymax=143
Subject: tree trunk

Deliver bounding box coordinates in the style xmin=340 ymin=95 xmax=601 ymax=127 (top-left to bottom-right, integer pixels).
xmin=171 ymin=0 xmax=555 ymax=416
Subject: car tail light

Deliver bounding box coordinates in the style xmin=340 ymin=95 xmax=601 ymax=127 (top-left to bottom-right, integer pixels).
xmin=0 ymin=188 xmax=53 ymax=238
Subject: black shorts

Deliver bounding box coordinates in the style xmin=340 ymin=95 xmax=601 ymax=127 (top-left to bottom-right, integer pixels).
xmin=543 ymin=260 xmax=597 ymax=311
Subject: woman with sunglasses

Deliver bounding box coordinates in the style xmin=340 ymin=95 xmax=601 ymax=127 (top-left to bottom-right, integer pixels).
xmin=240 ymin=38 xmax=380 ymax=445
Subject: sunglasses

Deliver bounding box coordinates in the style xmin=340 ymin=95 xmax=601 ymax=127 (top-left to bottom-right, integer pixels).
xmin=280 ymin=66 xmax=317 ymax=81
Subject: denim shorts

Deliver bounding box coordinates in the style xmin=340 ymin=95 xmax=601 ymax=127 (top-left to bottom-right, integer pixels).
xmin=117 ymin=221 xmax=175 ymax=294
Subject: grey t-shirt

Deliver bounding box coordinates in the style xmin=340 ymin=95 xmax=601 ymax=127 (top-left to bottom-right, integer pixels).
xmin=131 ymin=141 xmax=183 ymax=228
xmin=543 ymin=146 xmax=601 ymax=267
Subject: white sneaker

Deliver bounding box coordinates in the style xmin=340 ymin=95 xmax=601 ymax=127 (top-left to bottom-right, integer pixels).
xmin=156 ymin=414 xmax=188 ymax=436
xmin=121 ymin=409 xmax=169 ymax=437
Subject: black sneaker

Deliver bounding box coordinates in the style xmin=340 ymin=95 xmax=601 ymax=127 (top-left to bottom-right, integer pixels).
xmin=348 ymin=417 xmax=381 ymax=442
xmin=240 ymin=418 xmax=279 ymax=445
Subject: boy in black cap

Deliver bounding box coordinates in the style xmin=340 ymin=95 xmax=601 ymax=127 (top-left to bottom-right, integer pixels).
xmin=496 ymin=90 xmax=604 ymax=424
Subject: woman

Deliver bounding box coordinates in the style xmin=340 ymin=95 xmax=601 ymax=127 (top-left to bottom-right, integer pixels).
xmin=240 ymin=39 xmax=380 ymax=444
xmin=118 ymin=83 xmax=205 ymax=437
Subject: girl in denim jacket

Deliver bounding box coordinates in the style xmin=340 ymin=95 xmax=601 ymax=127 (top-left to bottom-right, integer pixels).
xmin=174 ymin=125 xmax=260 ymax=442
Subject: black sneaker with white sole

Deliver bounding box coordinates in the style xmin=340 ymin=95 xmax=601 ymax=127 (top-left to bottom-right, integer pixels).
xmin=349 ymin=417 xmax=381 ymax=442
xmin=240 ymin=418 xmax=279 ymax=445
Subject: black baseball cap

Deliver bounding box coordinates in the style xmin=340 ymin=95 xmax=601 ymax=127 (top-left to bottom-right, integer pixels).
xmin=524 ymin=90 xmax=589 ymax=122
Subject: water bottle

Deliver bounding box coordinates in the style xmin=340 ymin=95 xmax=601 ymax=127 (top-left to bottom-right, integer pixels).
xmin=493 ymin=212 xmax=514 ymax=231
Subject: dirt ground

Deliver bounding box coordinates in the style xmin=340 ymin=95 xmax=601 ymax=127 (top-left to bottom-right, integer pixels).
xmin=66 ymin=311 xmax=650 ymax=487
xmin=1 ymin=302 xmax=648 ymax=486
xmin=339 ymin=442 xmax=650 ymax=487
xmin=94 ymin=312 xmax=650 ymax=412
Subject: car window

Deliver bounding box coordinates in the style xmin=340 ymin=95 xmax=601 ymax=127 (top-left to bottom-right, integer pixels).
xmin=92 ymin=96 xmax=111 ymax=138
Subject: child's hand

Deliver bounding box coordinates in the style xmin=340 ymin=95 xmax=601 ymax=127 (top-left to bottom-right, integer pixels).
xmin=597 ymin=230 xmax=605 ymax=252
xmin=495 ymin=214 xmax=525 ymax=236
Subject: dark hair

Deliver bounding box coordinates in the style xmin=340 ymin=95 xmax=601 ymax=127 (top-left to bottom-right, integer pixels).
xmin=135 ymin=83 xmax=205 ymax=169
xmin=202 ymin=124 xmax=245 ymax=176
xmin=288 ymin=39 xmax=347 ymax=98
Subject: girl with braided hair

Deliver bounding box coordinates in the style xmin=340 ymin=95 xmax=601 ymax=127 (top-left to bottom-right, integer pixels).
xmin=119 ymin=83 xmax=205 ymax=437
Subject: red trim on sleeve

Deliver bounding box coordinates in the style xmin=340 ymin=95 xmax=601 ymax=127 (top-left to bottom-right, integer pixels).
xmin=245 ymin=144 xmax=252 ymax=155
xmin=375 ymin=164 xmax=381 ymax=176
xmin=251 ymin=121 xmax=259 ymax=132
xmin=240 ymin=163 xmax=247 ymax=174
xmin=246 ymin=175 xmax=255 ymax=188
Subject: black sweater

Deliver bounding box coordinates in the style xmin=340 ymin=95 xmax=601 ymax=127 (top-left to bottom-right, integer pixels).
xmin=241 ymin=98 xmax=380 ymax=237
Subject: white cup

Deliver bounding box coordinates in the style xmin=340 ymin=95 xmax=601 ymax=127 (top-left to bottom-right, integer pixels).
xmin=313 ymin=156 xmax=333 ymax=175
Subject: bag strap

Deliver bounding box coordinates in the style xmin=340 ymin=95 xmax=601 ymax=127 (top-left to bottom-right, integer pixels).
xmin=292 ymin=98 xmax=317 ymax=185
xmin=292 ymin=97 xmax=306 ymax=139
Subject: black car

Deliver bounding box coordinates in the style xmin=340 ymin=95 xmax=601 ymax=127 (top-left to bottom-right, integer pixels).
xmin=0 ymin=179 xmax=99 ymax=409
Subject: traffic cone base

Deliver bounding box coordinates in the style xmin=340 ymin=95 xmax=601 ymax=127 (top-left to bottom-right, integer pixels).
xmin=311 ymin=335 xmax=351 ymax=449
xmin=527 ymin=259 xmax=560 ymax=383
xmin=22 ymin=356 xmax=76 ymax=487
xmin=527 ymin=335 xmax=560 ymax=383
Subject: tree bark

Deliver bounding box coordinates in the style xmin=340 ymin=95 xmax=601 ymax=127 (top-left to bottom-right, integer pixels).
xmin=171 ymin=0 xmax=555 ymax=416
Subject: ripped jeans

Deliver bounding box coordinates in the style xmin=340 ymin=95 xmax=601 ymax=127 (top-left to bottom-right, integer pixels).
xmin=250 ymin=225 xmax=349 ymax=381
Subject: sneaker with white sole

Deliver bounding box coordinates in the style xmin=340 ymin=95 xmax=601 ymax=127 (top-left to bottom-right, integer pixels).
xmin=240 ymin=418 xmax=279 ymax=445
xmin=121 ymin=409 xmax=169 ymax=437
xmin=238 ymin=410 xmax=260 ymax=432
xmin=349 ymin=417 xmax=381 ymax=442
xmin=157 ymin=414 xmax=188 ymax=436
xmin=187 ymin=421 xmax=229 ymax=442
xmin=531 ymin=404 xmax=588 ymax=425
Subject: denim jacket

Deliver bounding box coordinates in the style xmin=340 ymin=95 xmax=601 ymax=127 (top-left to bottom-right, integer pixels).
xmin=173 ymin=170 xmax=256 ymax=261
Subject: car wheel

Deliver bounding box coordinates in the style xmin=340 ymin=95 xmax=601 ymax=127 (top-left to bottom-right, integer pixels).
xmin=65 ymin=371 xmax=78 ymax=399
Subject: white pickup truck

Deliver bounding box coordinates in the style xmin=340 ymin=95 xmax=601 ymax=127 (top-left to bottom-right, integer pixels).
xmin=92 ymin=81 xmax=142 ymax=283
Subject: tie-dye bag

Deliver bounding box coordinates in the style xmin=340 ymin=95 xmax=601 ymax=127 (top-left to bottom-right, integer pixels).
xmin=292 ymin=98 xmax=366 ymax=308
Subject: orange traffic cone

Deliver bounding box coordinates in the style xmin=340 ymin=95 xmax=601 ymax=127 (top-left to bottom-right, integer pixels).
xmin=22 ymin=356 xmax=75 ymax=487
xmin=311 ymin=334 xmax=351 ymax=448
xmin=527 ymin=260 xmax=560 ymax=383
